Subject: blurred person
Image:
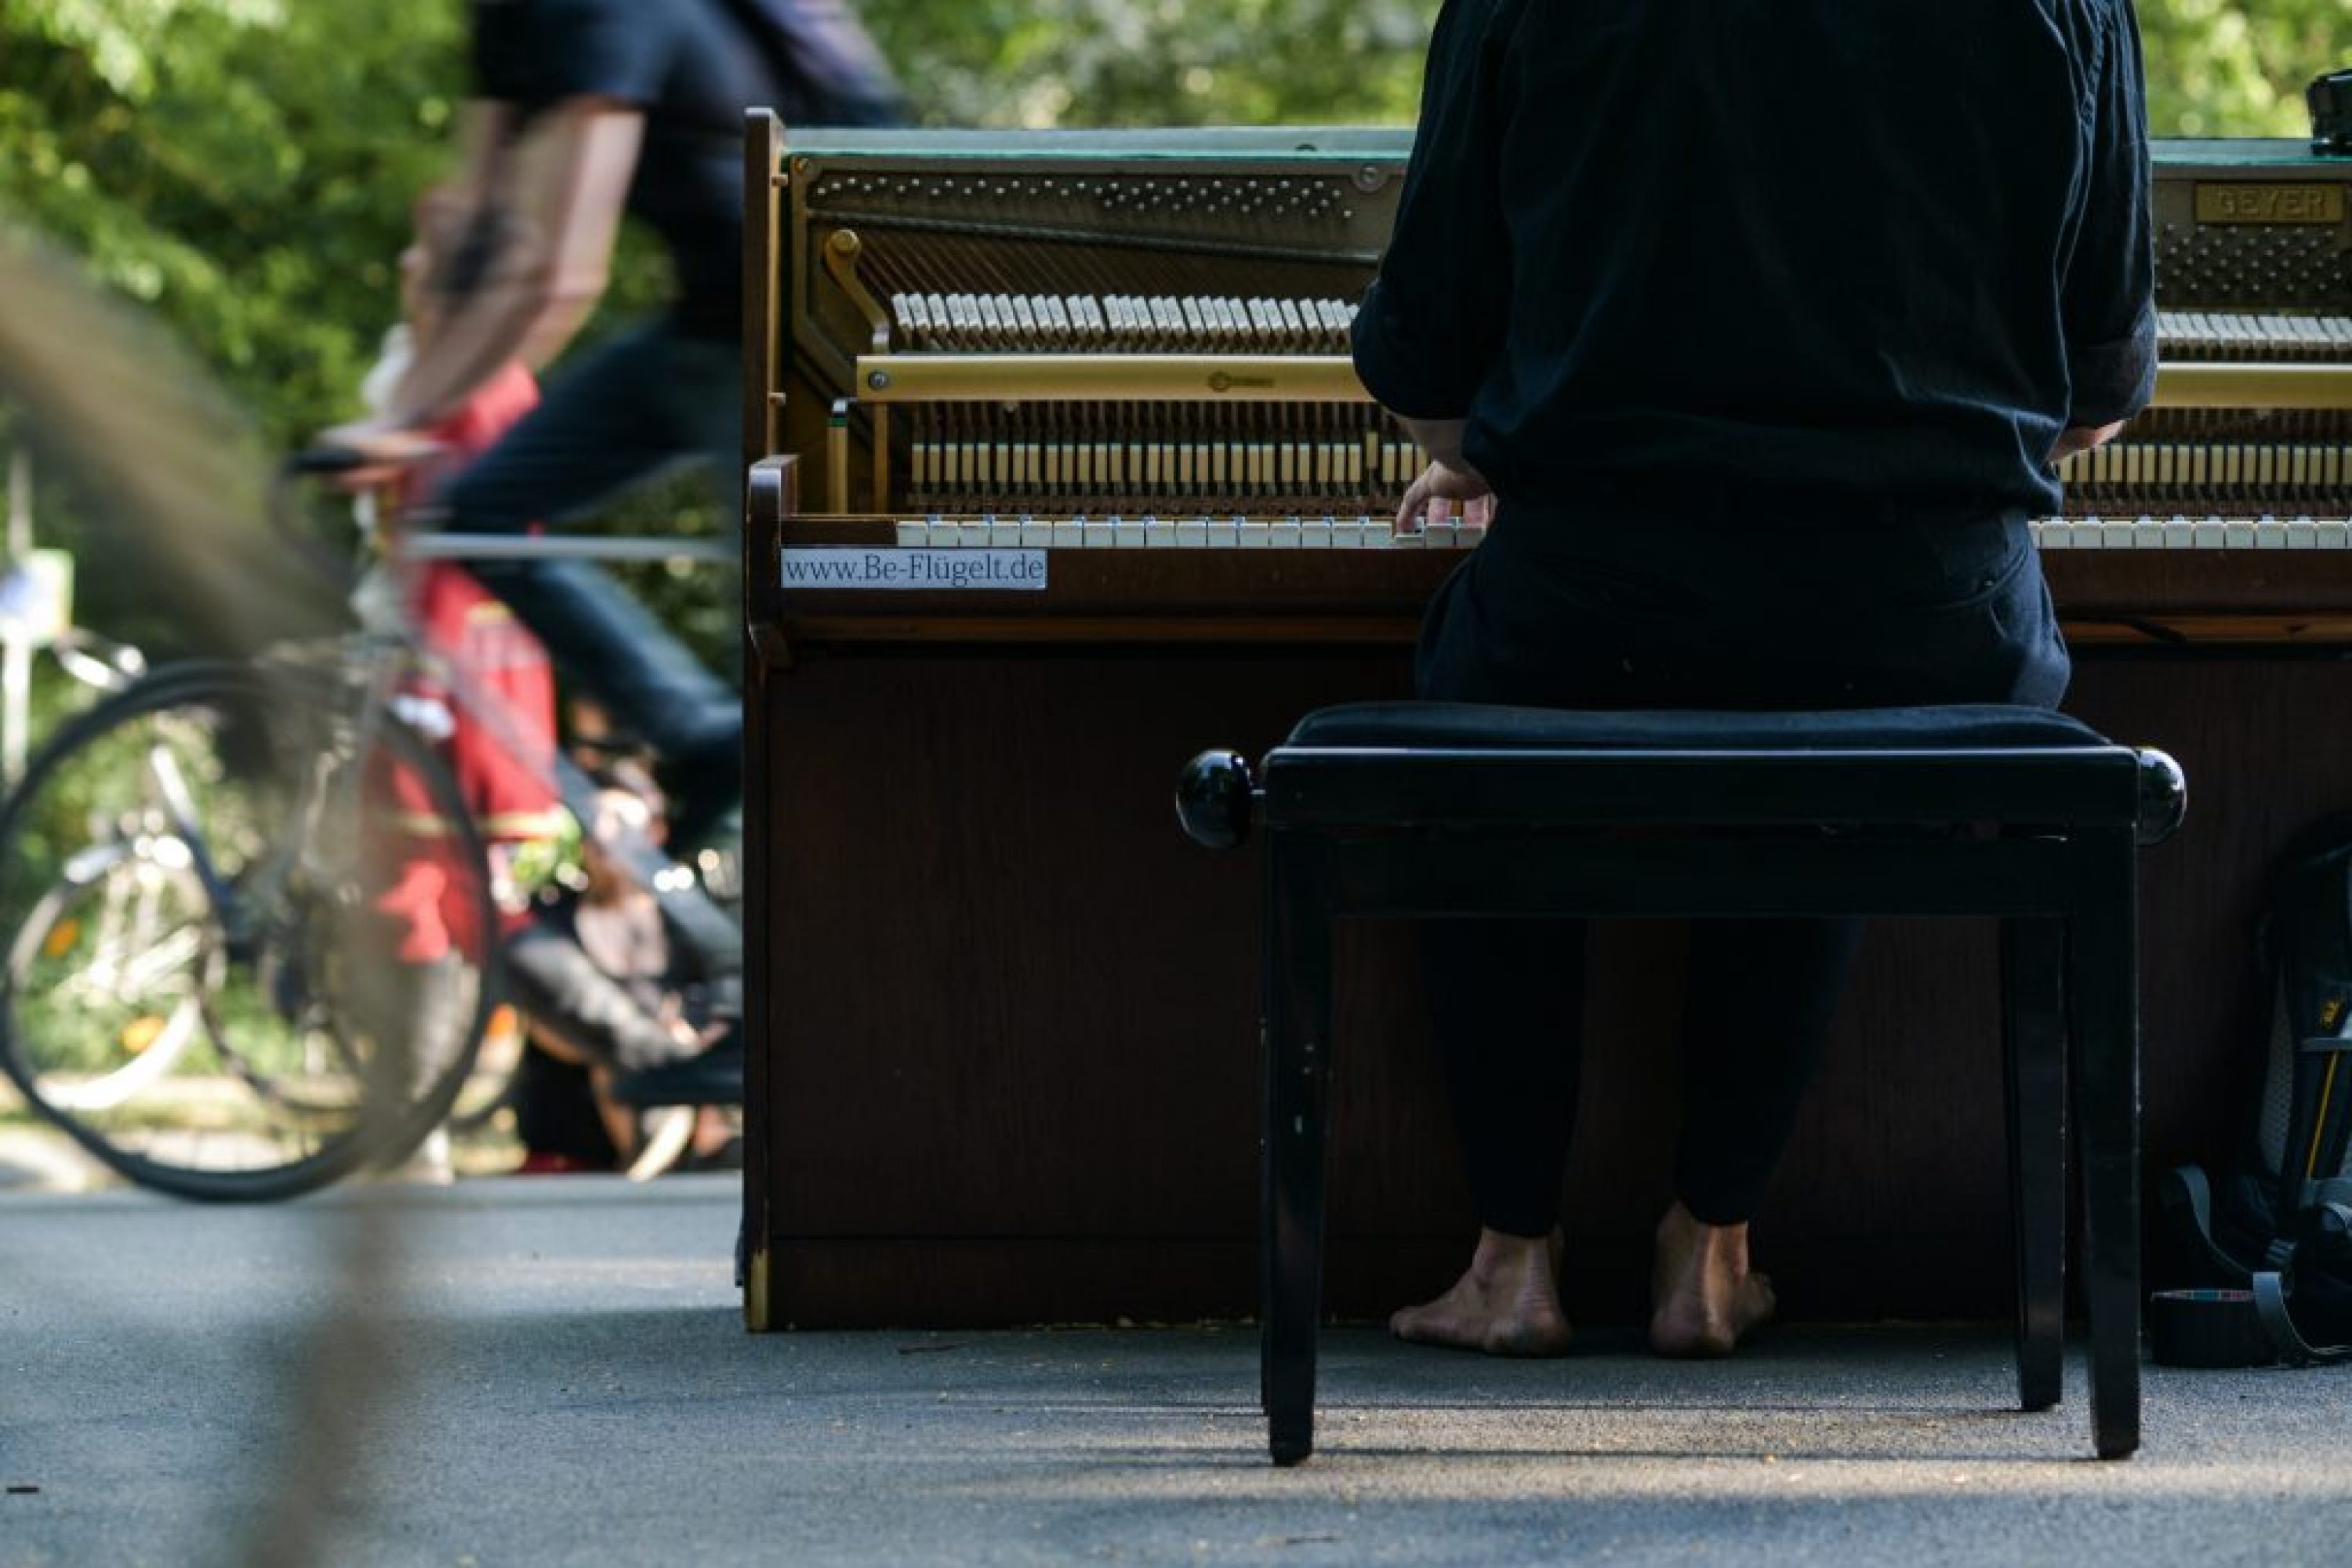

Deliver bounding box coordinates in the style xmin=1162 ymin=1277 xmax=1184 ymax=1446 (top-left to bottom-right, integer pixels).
xmin=325 ymin=0 xmax=902 ymax=854
xmin=503 ymin=767 xmax=742 ymax=1171
xmin=1358 ymin=0 xmax=2151 ymax=1358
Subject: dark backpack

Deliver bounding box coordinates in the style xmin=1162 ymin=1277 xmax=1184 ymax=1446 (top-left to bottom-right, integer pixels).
xmin=2152 ymin=816 xmax=2352 ymax=1367
xmin=715 ymin=0 xmax=906 ymax=128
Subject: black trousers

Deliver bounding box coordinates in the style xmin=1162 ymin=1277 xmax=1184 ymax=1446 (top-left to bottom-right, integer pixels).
xmin=439 ymin=321 xmax=743 ymax=779
xmin=1413 ymin=510 xmax=2071 ymax=1235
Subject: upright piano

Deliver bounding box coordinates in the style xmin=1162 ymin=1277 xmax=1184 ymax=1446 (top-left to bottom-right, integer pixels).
xmin=738 ymin=115 xmax=2352 ymax=1329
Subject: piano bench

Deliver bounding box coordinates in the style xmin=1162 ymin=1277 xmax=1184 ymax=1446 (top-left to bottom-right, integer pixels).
xmin=1176 ymin=700 xmax=2187 ymax=1465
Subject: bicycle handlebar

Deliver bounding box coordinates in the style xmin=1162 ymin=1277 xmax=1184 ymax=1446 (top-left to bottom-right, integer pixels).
xmin=286 ymin=445 xmax=372 ymax=477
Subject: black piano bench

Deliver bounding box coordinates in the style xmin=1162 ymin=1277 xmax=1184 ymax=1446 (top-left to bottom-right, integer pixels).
xmin=1176 ymin=701 xmax=2187 ymax=1465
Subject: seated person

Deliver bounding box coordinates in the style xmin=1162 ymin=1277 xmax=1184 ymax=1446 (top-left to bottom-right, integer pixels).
xmin=503 ymin=767 xmax=741 ymax=1171
xmin=1359 ymin=0 xmax=2152 ymax=1357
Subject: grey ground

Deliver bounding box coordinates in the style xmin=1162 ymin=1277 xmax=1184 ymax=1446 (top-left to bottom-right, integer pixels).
xmin=5 ymin=1169 xmax=2350 ymax=1568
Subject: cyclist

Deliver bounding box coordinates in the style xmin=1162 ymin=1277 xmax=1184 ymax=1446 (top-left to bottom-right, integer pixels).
xmin=321 ymin=0 xmax=902 ymax=852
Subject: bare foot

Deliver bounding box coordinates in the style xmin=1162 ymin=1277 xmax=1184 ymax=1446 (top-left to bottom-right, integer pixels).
xmin=1390 ymin=1228 xmax=1573 ymax=1357
xmin=1649 ymin=1203 xmax=1775 ymax=1359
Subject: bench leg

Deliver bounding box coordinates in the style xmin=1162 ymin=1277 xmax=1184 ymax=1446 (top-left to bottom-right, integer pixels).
xmin=2067 ymin=840 xmax=2142 ymax=1460
xmin=2002 ymin=917 xmax=2067 ymax=1412
xmin=1262 ymin=833 xmax=1334 ymax=1467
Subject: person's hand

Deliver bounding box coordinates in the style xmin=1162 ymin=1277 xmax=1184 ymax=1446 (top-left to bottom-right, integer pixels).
xmin=1396 ymin=458 xmax=1497 ymax=534
xmin=310 ymin=419 xmax=446 ymax=493
xmin=2049 ymin=419 xmax=2127 ymax=466
xmin=659 ymin=998 xmax=731 ymax=1057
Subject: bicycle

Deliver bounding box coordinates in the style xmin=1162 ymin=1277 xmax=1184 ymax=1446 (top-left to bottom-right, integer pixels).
xmin=0 ymin=234 xmax=741 ymax=1200
xmin=0 ymin=454 xmax=739 ymax=1200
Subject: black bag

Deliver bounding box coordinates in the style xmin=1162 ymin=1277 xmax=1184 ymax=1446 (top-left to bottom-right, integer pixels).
xmin=716 ymin=0 xmax=906 ymax=128
xmin=2152 ymin=817 xmax=2352 ymax=1367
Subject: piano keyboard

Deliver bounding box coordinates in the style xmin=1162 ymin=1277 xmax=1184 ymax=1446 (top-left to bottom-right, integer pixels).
xmin=2156 ymin=310 xmax=2352 ymax=360
xmin=891 ymin=303 xmax=2351 ymax=361
xmin=883 ymin=515 xmax=2352 ymax=552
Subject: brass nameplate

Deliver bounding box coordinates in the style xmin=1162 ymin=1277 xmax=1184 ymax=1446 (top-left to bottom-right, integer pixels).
xmin=2194 ymin=183 xmax=2346 ymax=226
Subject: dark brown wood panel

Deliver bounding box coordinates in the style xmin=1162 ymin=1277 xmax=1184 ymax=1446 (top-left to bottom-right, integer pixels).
xmin=743 ymin=643 xmax=2352 ymax=1329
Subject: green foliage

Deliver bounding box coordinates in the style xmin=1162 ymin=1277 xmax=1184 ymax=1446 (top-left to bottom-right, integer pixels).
xmin=862 ymin=0 xmax=1434 ymax=127
xmin=858 ymin=0 xmax=2346 ymax=136
xmin=0 ymin=0 xmax=467 ymax=446
xmin=2140 ymin=0 xmax=2350 ymax=139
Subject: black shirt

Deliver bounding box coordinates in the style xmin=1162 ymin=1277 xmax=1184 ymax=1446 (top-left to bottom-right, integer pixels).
xmin=473 ymin=0 xmax=781 ymax=340
xmin=1352 ymin=0 xmax=2158 ymax=537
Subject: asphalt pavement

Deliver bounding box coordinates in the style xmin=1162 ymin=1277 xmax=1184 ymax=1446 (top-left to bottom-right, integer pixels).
xmin=5 ymin=1173 xmax=2350 ymax=1567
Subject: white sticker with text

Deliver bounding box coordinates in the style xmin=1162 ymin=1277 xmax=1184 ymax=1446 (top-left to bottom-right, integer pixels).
xmin=781 ymin=548 xmax=1049 ymax=591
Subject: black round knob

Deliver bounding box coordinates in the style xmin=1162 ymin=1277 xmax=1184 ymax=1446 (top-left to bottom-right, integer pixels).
xmin=2134 ymin=748 xmax=2188 ymax=847
xmin=1176 ymin=750 xmax=1256 ymax=850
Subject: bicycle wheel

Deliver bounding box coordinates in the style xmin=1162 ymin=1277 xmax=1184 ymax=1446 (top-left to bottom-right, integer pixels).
xmin=0 ymin=659 xmax=503 ymax=1200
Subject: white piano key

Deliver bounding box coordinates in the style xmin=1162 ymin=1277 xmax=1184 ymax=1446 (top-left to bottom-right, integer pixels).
xmin=1461 ymin=522 xmax=1490 ymax=550
xmin=895 ymin=520 xmax=929 ymax=547
xmin=2132 ymin=517 xmax=2166 ymax=548
xmin=1270 ymin=519 xmax=1301 ymax=549
xmin=2193 ymin=520 xmax=2227 ymax=550
xmin=1238 ymin=521 xmax=1272 ymax=549
xmin=1143 ymin=520 xmax=1178 ymax=548
xmin=1425 ymin=519 xmax=1462 ymax=550
xmin=2100 ymin=521 xmax=2136 ymax=550
xmin=975 ymin=294 xmax=1007 ymax=344
xmin=1112 ymin=518 xmax=1146 ymax=549
xmin=2288 ymin=519 xmax=2318 ymax=550
xmin=1021 ymin=519 xmax=1054 ymax=548
xmin=1052 ymin=520 xmax=1084 ymax=550
xmin=1330 ymin=517 xmax=1364 ymax=548
xmin=958 ymin=520 xmax=991 ymax=548
xmin=2223 ymin=520 xmax=2257 ymax=550
xmin=2321 ymin=521 xmax=2350 ymax=551
xmin=1175 ymin=520 xmax=1209 ymax=548
xmin=1206 ymin=519 xmax=1240 ymax=548
xmin=1080 ymin=520 xmax=1113 ymax=550
xmin=2029 ymin=519 xmax=2056 ymax=549
xmin=1300 ymin=519 xmax=1333 ymax=549
xmin=2255 ymin=521 xmax=2288 ymax=549
xmin=990 ymin=519 xmax=1022 ymax=547
xmin=2162 ymin=519 xmax=2194 ymax=551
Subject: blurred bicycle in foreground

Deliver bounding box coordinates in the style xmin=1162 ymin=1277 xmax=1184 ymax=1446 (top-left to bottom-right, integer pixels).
xmin=0 ymin=234 xmax=739 ymax=1200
